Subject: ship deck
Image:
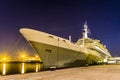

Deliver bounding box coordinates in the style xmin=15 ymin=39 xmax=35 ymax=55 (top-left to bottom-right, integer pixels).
xmin=1 ymin=64 xmax=120 ymax=80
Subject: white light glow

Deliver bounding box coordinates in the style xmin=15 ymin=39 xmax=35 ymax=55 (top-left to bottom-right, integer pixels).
xmin=36 ymin=63 xmax=38 ymax=72
xmin=3 ymin=63 xmax=6 ymax=75
xmin=21 ymin=63 xmax=25 ymax=74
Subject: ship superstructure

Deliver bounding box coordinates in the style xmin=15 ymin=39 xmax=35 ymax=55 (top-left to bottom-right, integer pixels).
xmin=20 ymin=22 xmax=111 ymax=69
xmin=76 ymin=22 xmax=111 ymax=63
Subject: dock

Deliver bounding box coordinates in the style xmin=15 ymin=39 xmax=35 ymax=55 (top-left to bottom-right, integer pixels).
xmin=1 ymin=64 xmax=120 ymax=80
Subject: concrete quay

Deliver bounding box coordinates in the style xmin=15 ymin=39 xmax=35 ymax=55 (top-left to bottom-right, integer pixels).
xmin=1 ymin=64 xmax=120 ymax=80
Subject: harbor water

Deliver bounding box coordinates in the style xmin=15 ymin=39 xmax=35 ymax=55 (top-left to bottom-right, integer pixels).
xmin=0 ymin=62 xmax=42 ymax=75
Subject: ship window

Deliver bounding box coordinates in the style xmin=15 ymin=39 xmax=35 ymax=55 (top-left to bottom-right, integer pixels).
xmin=45 ymin=49 xmax=52 ymax=53
xmin=63 ymin=40 xmax=66 ymax=42
xmin=48 ymin=35 xmax=54 ymax=38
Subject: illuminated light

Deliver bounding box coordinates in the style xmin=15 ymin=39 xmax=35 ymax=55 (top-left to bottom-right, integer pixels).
xmin=3 ymin=63 xmax=6 ymax=75
xmin=21 ymin=63 xmax=25 ymax=74
xmin=3 ymin=57 xmax=6 ymax=61
xmin=35 ymin=55 xmax=39 ymax=58
xmin=35 ymin=55 xmax=41 ymax=61
xmin=36 ymin=63 xmax=38 ymax=72
xmin=104 ymin=59 xmax=108 ymax=63
xmin=22 ymin=55 xmax=25 ymax=58
xmin=0 ymin=53 xmax=10 ymax=62
xmin=18 ymin=51 xmax=29 ymax=61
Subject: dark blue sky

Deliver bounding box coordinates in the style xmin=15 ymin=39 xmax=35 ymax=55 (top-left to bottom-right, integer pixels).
xmin=0 ymin=0 xmax=120 ymax=56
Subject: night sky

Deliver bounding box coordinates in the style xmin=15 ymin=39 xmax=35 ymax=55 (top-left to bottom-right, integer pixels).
xmin=0 ymin=0 xmax=120 ymax=56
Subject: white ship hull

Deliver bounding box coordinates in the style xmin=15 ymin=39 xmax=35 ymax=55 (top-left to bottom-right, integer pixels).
xmin=20 ymin=28 xmax=111 ymax=69
xmin=20 ymin=28 xmax=88 ymax=69
xmin=30 ymin=41 xmax=86 ymax=68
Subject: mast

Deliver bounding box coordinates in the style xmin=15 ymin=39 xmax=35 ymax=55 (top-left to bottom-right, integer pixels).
xmin=82 ymin=21 xmax=89 ymax=48
xmin=83 ymin=21 xmax=89 ymax=38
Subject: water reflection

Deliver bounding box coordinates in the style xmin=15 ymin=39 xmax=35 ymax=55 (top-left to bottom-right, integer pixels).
xmin=21 ymin=63 xmax=25 ymax=74
xmin=3 ymin=63 xmax=6 ymax=75
xmin=36 ymin=63 xmax=38 ymax=72
xmin=0 ymin=62 xmax=42 ymax=75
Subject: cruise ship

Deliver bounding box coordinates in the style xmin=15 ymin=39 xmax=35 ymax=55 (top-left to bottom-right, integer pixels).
xmin=20 ymin=22 xmax=111 ymax=69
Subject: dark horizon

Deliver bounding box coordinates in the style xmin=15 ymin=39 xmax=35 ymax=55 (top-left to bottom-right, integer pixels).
xmin=0 ymin=0 xmax=120 ymax=57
